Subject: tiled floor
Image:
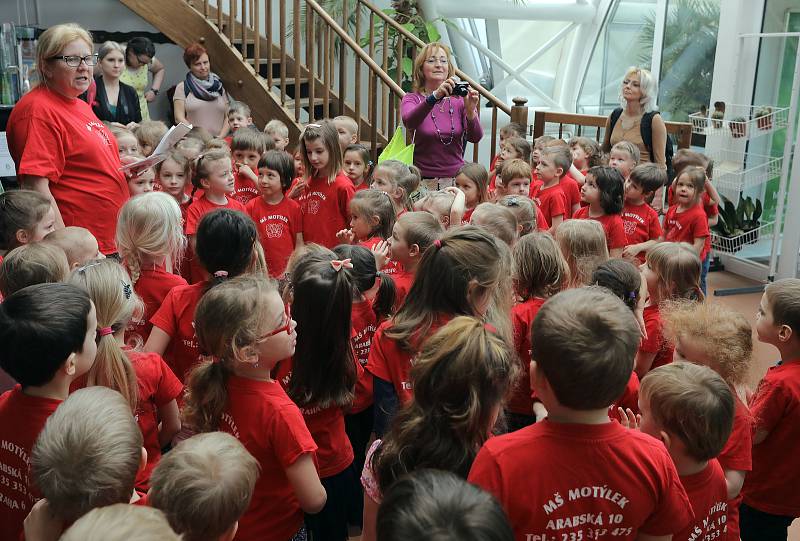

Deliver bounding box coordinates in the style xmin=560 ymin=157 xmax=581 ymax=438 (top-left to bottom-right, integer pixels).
xmin=706 ymin=270 xmax=799 ymax=539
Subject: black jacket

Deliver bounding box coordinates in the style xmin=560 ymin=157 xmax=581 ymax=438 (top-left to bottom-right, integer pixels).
xmin=90 ymin=75 xmax=142 ymax=125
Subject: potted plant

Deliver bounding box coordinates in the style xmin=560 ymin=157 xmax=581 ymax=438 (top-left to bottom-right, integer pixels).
xmin=730 ymin=117 xmax=747 ymax=138
xmin=755 ymin=106 xmax=773 ymax=130
xmin=711 ymin=109 xmax=724 ymax=129
xmin=712 ymin=194 xmax=763 ymax=252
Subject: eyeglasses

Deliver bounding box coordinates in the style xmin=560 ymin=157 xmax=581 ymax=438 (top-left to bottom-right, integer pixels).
xmin=257 ymin=304 xmax=292 ymax=341
xmin=425 ymin=57 xmax=449 ymax=65
xmin=49 ymin=54 xmax=99 ymax=67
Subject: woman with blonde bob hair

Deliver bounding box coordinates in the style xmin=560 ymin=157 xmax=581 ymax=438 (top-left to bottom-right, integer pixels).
xmin=401 ymin=42 xmax=483 ymax=192
xmin=7 ymin=23 xmax=128 ymax=257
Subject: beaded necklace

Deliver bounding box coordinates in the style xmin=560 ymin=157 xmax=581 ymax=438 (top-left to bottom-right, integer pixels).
xmin=429 ymin=96 xmax=457 ymax=146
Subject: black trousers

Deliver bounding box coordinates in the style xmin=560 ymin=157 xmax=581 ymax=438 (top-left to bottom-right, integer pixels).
xmin=739 ymin=503 xmax=795 ymax=541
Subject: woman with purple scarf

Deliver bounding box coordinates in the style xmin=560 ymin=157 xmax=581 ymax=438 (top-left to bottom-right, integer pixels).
xmin=173 ymin=42 xmax=230 ymax=136
xmin=401 ymin=42 xmax=482 ymax=193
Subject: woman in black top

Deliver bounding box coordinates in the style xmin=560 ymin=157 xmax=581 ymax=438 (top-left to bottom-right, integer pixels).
xmin=90 ymin=41 xmax=141 ymax=127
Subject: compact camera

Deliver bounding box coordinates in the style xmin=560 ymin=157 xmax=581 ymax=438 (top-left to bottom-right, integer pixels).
xmin=452 ymin=82 xmax=470 ymax=97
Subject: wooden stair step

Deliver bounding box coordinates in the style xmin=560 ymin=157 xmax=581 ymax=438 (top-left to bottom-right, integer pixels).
xmin=283 ymin=97 xmax=325 ymax=109
xmin=245 ymin=58 xmax=282 ymax=66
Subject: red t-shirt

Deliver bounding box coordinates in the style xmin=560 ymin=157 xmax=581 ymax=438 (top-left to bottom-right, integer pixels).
xmin=468 ymin=421 xmax=693 ymax=540
xmin=536 ymin=184 xmax=567 ymax=229
xmin=611 ymin=372 xmax=641 ymax=415
xmin=246 ymin=196 xmax=303 ymax=278
xmin=510 ymin=298 xmax=546 ymax=415
xmin=675 ymin=459 xmax=728 ymax=541
xmin=622 ymin=202 xmax=662 ymax=262
xmin=571 ymin=208 xmax=627 ymax=250
xmin=126 ymin=264 xmax=187 ymax=344
xmin=560 ymin=173 xmax=581 ymax=211
xmin=298 ymin=404 xmax=354 ymax=478
xmin=639 ymin=305 xmax=673 ymax=375
xmin=462 ymin=206 xmax=476 ymax=225
xmin=667 ymin=186 xmax=719 ymax=219
xmin=0 ymin=386 xmax=61 ymax=539
xmin=530 ymin=175 xmax=544 ymax=201
xmin=718 ymin=396 xmax=752 ymax=540
xmin=221 ymin=375 xmax=318 ymax=541
xmin=185 ymin=195 xmax=246 ymax=236
xmin=297 ymin=172 xmax=355 ymax=248
xmin=366 ymin=315 xmax=450 ymax=405
xmin=354 ymin=181 xmax=370 ymax=192
xmin=534 ymin=203 xmax=549 ymax=232
xmin=351 ymin=300 xmax=378 ymax=414
xmin=7 ymin=86 xmax=128 ymax=254
xmin=743 ymin=360 xmax=800 ymax=516
xmin=149 ymin=281 xmax=207 ymax=383
xmin=232 ymin=165 xmax=260 ymax=205
xmin=391 ymin=270 xmax=415 ymax=312
xmin=664 ymin=204 xmax=711 ymax=260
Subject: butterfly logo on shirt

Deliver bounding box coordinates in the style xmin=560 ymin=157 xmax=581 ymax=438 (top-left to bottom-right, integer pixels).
xmin=266 ymin=223 xmax=284 ymax=238
xmin=623 ymin=220 xmax=637 ymax=236
xmin=308 ymin=200 xmax=321 ymax=215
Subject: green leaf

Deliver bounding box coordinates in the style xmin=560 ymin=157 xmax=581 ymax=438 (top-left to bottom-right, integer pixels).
xmin=753 ymin=199 xmax=763 ymax=222
xmin=425 ymin=21 xmax=441 ymax=42
xmin=401 ymin=22 xmax=415 ymax=33
xmin=402 ymin=57 xmax=413 ymax=76
xmin=382 ymin=8 xmax=396 ymax=16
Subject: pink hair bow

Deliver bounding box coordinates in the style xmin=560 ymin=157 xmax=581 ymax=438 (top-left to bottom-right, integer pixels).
xmin=330 ymin=259 xmax=354 ymax=272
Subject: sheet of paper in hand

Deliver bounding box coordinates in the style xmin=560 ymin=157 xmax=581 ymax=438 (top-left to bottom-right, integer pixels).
xmin=119 ymin=122 xmax=193 ymax=175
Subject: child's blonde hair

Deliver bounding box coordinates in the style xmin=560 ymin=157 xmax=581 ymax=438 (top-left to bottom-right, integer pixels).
xmin=204 ymin=137 xmax=230 ymax=151
xmin=456 ymin=162 xmax=489 ymax=205
xmin=155 ymin=148 xmax=191 ymax=177
xmin=61 ymin=505 xmax=181 ymax=541
xmin=470 ymin=202 xmax=517 ymax=247
xmin=231 ymin=128 xmax=271 ymax=153
xmin=646 ymin=242 xmax=703 ymax=302
xmin=503 ymin=137 xmax=531 ymax=163
xmin=419 ymin=190 xmax=456 ymax=227
xmin=512 ymin=231 xmax=569 ymax=300
xmin=0 ymin=189 xmax=51 ymax=251
xmin=662 ymin=301 xmax=751 ymax=391
xmin=350 ymin=189 xmax=396 ymax=240
xmin=68 ymin=259 xmax=143 ymax=411
xmin=116 ymin=192 xmax=186 ymax=285
xmin=540 ymin=145 xmax=571 ymax=178
xmin=132 ymin=120 xmax=168 ymax=155
xmin=569 ymin=136 xmax=603 ymax=168
xmin=375 ymin=159 xmax=422 ymax=211
xmin=300 ymin=121 xmax=343 ymax=183
xmin=764 ymin=278 xmax=800 ymax=335
xmin=395 ymin=212 xmax=444 ymax=252
xmin=0 ymin=242 xmax=69 ymax=297
xmin=183 ymin=275 xmax=279 ymax=432
xmin=500 ymin=158 xmax=532 ymax=185
xmin=42 ymin=226 xmax=98 ymax=268
xmin=554 ymin=220 xmax=609 ymax=287
xmin=611 ymin=141 xmax=641 ymax=165
xmin=227 ymin=100 xmax=252 ymax=119
xmin=497 ymin=195 xmax=536 ymax=236
xmin=640 ymin=361 xmax=734 ymax=461
xmin=333 ymin=115 xmax=359 ymax=140
xmin=264 ymin=119 xmax=289 ymax=138
xmin=190 ymin=149 xmax=232 ymax=197
xmin=149 ymin=432 xmax=259 ymax=541
xmin=32 ymin=387 xmax=143 ymax=523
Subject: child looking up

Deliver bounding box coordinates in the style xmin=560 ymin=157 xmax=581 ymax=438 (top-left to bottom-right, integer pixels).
xmin=509 ymin=232 xmax=569 ymax=429
xmin=572 ymin=165 xmax=626 ymax=258
xmin=609 ymin=141 xmax=641 ymax=180
xmin=663 ymin=301 xmax=753 ymax=540
xmin=116 ymin=192 xmax=187 ymax=343
xmin=454 ymin=162 xmax=489 ymax=223
xmin=0 ymin=189 xmax=55 ymax=258
xmin=740 ymin=279 xmax=800 ymax=540
xmin=246 ymin=149 xmax=304 ymax=278
xmin=385 ymin=211 xmax=444 ymax=309
xmin=344 ymin=143 xmax=373 ymax=191
xmin=297 ymin=122 xmax=355 ymax=247
xmin=621 ymin=163 xmax=665 ymax=263
xmin=468 ymin=287 xmax=693 ymax=539
xmin=264 ymin=119 xmax=290 ymax=151
xmin=636 ymin=362 xmax=734 ymax=541
xmin=183 ymin=275 xmax=326 ymax=541
xmin=231 ymin=129 xmax=271 ymax=205
xmin=535 ymin=147 xmax=569 ymax=232
xmin=0 ymin=283 xmax=96 ymax=539
xmin=371 ymin=159 xmax=422 ymax=214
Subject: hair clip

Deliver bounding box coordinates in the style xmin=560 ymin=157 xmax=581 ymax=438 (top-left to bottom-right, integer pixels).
xmin=331 ymin=259 xmax=353 ymax=272
xmin=214 ymin=270 xmax=229 ymax=278
xmin=121 ymin=281 xmax=132 ymax=300
xmin=98 ymin=327 xmax=114 ymax=337
xmin=76 ymin=260 xmax=103 ymax=274
xmin=304 ymin=123 xmax=322 ymax=130
xmin=628 ymin=290 xmax=637 ymax=300
xmin=433 ymin=239 xmax=442 ymax=249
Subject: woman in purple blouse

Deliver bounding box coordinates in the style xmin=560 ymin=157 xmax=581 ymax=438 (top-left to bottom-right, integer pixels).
xmin=401 ymin=42 xmax=482 ymax=192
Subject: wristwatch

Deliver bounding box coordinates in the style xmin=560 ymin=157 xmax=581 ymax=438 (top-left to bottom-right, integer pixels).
xmin=150 ymin=88 xmax=159 ymax=95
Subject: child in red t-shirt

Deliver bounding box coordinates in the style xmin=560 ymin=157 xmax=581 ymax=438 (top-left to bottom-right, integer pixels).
xmin=500 ymin=158 xmax=533 ymax=199
xmin=380 ymin=211 xmax=444 ymax=311
xmin=621 ymin=164 xmax=665 ymax=264
xmin=489 ymin=136 xmax=531 ymax=198
xmin=145 ymin=209 xmax=267 ymax=383
xmin=573 ymin=166 xmax=627 ymax=258
xmin=545 ymin=143 xmax=581 ymax=216
xmin=117 ymin=192 xmax=188 ymax=345
xmin=741 ymin=279 xmax=800 ymax=539
xmin=182 ymin=275 xmax=325 ymax=541
xmin=68 ymin=258 xmax=182 ymax=491
xmin=285 ymin=247 xmax=366 ymax=539
xmin=155 ymin=149 xmax=193 ymax=224
xmin=454 ymin=162 xmax=490 ymax=224
xmin=608 ymin=141 xmax=641 ymax=182
xmin=296 ymin=122 xmax=355 ymax=248
xmin=633 ymin=362 xmax=733 ymax=541
xmin=336 ymin=188 xmax=396 ymax=251
xmin=367 ymin=226 xmax=504 ymax=436
xmin=637 ymin=242 xmax=703 ymax=378
xmin=489 ymin=122 xmax=526 ymax=184
xmin=231 ymin=128 xmax=270 ymax=206
xmin=497 ymin=195 xmax=547 ymax=235
xmin=663 ymin=301 xmax=754 ymax=540
xmin=149 ymin=432 xmax=258 ymax=541
xmin=468 ymin=287 xmax=693 ymax=540
xmin=185 ymin=149 xmax=246 ymax=283
xmin=246 ymin=149 xmax=304 ymax=278
xmin=663 ymin=166 xmax=711 ymax=260
xmin=568 ymin=136 xmax=602 ymax=184
xmin=0 ymin=283 xmax=97 ymax=540
xmin=509 ymin=232 xmax=569 ymax=430
xmin=0 ymin=189 xmax=56 ymax=259
xmin=554 ymin=219 xmax=608 ymax=287
xmin=343 ymin=143 xmax=374 ymax=192
xmin=535 ymin=147 xmax=568 ymax=232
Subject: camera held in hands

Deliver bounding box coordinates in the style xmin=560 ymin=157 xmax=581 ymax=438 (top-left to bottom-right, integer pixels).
xmin=452 ymin=82 xmax=470 ymax=97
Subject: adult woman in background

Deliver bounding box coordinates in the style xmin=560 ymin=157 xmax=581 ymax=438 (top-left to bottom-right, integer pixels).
xmin=120 ymin=36 xmax=165 ymax=121
xmin=7 ymin=23 xmax=128 ymax=256
xmin=172 ymin=42 xmax=230 ymax=137
xmin=401 ymin=42 xmax=482 ymax=193
xmin=90 ymin=41 xmax=141 ymax=127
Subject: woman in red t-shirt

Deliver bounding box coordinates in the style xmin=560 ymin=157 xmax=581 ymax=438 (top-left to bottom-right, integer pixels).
xmin=572 ymin=166 xmax=627 ymax=258
xmin=183 ymin=275 xmax=325 ymax=541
